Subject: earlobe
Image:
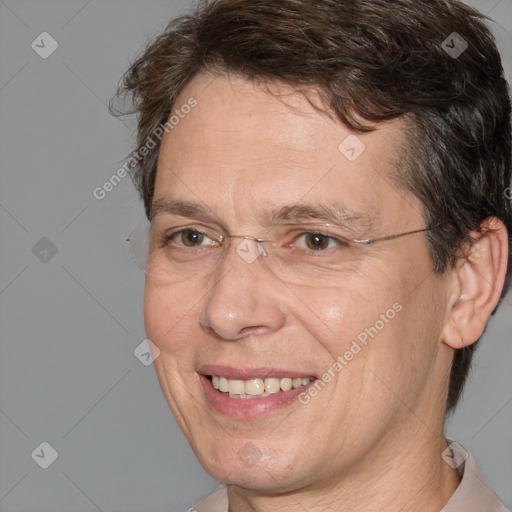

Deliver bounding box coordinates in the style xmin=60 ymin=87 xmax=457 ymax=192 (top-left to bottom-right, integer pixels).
xmin=442 ymin=217 xmax=509 ymax=350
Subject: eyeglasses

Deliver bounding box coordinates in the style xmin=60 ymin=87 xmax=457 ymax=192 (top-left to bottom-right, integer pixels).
xmin=127 ymin=218 xmax=432 ymax=286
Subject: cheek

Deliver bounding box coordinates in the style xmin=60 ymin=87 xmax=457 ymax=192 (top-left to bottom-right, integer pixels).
xmin=293 ymin=262 xmax=428 ymax=410
xmin=290 ymin=269 xmax=398 ymax=362
xmin=143 ymin=279 xmax=197 ymax=353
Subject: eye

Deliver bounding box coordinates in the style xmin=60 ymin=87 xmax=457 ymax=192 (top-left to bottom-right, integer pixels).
xmin=166 ymin=228 xmax=217 ymax=248
xmin=294 ymin=232 xmax=346 ymax=251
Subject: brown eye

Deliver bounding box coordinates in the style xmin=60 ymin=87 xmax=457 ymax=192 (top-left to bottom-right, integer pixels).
xmin=180 ymin=229 xmax=205 ymax=247
xmin=305 ymin=233 xmax=331 ymax=251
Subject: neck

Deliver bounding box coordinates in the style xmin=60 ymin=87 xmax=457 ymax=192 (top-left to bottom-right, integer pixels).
xmin=227 ymin=428 xmax=460 ymax=512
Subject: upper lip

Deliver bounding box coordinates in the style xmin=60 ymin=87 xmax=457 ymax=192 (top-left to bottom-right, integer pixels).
xmin=199 ymin=365 xmax=317 ymax=380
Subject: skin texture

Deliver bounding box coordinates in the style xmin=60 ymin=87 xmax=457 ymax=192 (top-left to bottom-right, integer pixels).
xmin=143 ymin=73 xmax=508 ymax=512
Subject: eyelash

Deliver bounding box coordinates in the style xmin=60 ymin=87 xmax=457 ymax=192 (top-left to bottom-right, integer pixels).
xmin=292 ymin=231 xmax=350 ymax=249
xmin=158 ymin=228 xmax=215 ymax=249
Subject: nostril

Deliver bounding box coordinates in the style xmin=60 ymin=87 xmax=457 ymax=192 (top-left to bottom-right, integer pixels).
xmin=199 ymin=323 xmax=225 ymax=340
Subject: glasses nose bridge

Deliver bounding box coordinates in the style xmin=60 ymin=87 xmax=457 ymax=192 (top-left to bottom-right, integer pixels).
xmin=223 ymin=234 xmax=272 ymax=243
xmin=221 ymin=234 xmax=275 ymax=262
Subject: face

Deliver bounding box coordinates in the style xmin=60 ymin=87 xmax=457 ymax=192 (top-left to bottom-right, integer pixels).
xmin=144 ymin=73 xmax=452 ymax=493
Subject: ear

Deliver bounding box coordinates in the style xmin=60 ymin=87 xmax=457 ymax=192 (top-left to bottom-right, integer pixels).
xmin=442 ymin=217 xmax=509 ymax=349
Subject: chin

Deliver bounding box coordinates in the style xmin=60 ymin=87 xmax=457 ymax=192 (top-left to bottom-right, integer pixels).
xmin=195 ymin=441 xmax=317 ymax=494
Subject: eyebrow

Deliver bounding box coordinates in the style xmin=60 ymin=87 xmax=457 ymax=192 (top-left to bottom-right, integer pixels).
xmin=150 ymin=198 xmax=371 ymax=231
xmin=150 ymin=198 xmax=214 ymax=221
xmin=266 ymin=203 xmax=369 ymax=230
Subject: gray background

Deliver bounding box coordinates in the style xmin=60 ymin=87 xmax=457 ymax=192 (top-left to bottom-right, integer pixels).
xmin=0 ymin=1 xmax=510 ymax=511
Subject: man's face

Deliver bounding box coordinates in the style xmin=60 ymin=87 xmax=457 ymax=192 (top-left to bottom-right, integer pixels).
xmin=144 ymin=74 xmax=451 ymax=492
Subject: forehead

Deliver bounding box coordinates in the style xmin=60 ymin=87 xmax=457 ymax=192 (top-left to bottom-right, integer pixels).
xmin=153 ymin=73 xmax=421 ymax=229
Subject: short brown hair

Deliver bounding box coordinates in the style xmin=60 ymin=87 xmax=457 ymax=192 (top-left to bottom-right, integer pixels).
xmin=113 ymin=0 xmax=512 ymax=412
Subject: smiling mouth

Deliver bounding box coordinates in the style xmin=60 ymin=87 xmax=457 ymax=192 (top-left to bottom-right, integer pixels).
xmin=208 ymin=375 xmax=316 ymax=399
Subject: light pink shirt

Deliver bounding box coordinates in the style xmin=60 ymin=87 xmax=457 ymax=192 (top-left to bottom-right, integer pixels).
xmin=190 ymin=442 xmax=510 ymax=512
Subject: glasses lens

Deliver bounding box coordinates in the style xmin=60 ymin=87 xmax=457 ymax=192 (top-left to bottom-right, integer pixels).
xmin=128 ymin=227 xmax=355 ymax=284
xmin=127 ymin=218 xmax=151 ymax=272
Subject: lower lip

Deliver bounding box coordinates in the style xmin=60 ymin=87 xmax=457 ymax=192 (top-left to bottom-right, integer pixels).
xmin=200 ymin=375 xmax=316 ymax=419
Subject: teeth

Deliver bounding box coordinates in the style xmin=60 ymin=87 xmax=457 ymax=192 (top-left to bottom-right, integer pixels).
xmin=280 ymin=378 xmax=292 ymax=391
xmin=228 ymin=380 xmax=245 ymax=397
xmin=219 ymin=377 xmax=229 ymax=393
xmin=264 ymin=377 xmax=281 ymax=394
xmin=245 ymin=378 xmax=264 ymax=396
xmin=210 ymin=375 xmax=314 ymax=398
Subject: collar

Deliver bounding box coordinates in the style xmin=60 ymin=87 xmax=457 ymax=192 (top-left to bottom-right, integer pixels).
xmin=440 ymin=441 xmax=509 ymax=512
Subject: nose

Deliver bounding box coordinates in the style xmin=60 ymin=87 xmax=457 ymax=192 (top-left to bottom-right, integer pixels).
xmin=198 ymin=239 xmax=286 ymax=341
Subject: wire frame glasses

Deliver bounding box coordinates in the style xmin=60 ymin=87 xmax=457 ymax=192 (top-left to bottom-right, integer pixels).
xmin=127 ymin=218 xmax=432 ymax=286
